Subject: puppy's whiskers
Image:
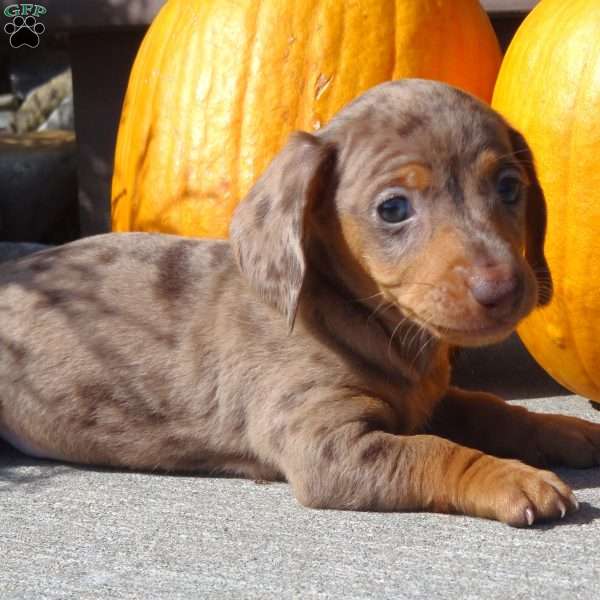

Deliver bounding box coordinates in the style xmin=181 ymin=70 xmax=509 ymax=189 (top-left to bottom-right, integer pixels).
xmin=367 ymin=298 xmax=395 ymax=326
xmin=532 ymin=267 xmax=553 ymax=303
xmin=386 ymin=314 xmax=411 ymax=363
xmin=383 ymin=281 xmax=439 ymax=293
xmin=411 ymin=321 xmax=437 ymax=370
xmin=354 ymin=291 xmax=385 ymax=303
xmin=492 ymin=147 xmax=533 ymax=166
xmin=407 ymin=320 xmax=427 ymax=352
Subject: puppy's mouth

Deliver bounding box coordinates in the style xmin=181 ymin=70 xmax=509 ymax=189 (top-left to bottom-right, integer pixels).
xmin=383 ymin=299 xmax=520 ymax=347
xmin=386 ymin=295 xmax=524 ymax=346
xmin=430 ymin=320 xmax=518 ymax=347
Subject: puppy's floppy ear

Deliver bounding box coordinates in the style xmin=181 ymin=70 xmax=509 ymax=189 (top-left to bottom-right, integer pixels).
xmin=229 ymin=132 xmax=337 ymax=329
xmin=508 ymin=128 xmax=553 ymax=307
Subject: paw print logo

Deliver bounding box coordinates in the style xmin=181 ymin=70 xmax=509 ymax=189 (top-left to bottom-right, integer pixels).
xmin=4 ymin=15 xmax=45 ymax=48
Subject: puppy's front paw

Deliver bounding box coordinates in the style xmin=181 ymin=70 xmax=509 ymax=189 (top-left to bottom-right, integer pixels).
xmin=528 ymin=413 xmax=600 ymax=468
xmin=461 ymin=455 xmax=578 ymax=527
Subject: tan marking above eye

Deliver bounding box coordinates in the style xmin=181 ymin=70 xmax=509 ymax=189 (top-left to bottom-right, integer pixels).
xmin=474 ymin=148 xmax=528 ymax=184
xmin=393 ymin=163 xmax=432 ymax=191
xmin=474 ymin=148 xmax=502 ymax=179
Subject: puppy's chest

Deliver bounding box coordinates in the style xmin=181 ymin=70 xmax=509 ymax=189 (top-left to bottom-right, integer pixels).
xmin=366 ymin=358 xmax=450 ymax=434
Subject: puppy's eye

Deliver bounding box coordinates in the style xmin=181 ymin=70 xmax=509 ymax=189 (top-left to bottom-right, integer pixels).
xmin=496 ymin=170 xmax=522 ymax=205
xmin=377 ymin=191 xmax=412 ymax=224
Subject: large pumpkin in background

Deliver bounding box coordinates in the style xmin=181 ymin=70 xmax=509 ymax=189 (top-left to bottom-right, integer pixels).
xmin=492 ymin=0 xmax=600 ymax=402
xmin=112 ymin=0 xmax=501 ymax=238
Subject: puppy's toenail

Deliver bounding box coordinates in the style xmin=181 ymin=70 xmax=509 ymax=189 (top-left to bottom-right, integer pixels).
xmin=569 ymin=493 xmax=580 ymax=510
xmin=525 ymin=507 xmax=535 ymax=526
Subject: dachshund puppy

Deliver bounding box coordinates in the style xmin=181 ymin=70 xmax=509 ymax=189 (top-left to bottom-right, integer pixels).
xmin=1 ymin=80 xmax=599 ymax=527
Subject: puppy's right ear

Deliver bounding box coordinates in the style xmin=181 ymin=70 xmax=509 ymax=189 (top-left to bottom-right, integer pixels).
xmin=229 ymin=132 xmax=336 ymax=329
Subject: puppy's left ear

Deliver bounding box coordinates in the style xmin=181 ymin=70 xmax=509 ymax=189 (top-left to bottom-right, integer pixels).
xmin=508 ymin=128 xmax=553 ymax=306
xmin=230 ymin=132 xmax=337 ymax=329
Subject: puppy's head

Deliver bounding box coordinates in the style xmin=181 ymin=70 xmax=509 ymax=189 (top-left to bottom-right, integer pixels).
xmin=230 ymin=79 xmax=550 ymax=347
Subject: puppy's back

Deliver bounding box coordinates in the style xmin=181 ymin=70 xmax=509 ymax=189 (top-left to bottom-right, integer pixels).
xmin=0 ymin=233 xmax=245 ymax=468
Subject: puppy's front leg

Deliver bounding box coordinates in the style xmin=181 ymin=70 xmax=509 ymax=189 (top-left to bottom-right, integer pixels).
xmin=272 ymin=395 xmax=577 ymax=526
xmin=428 ymin=386 xmax=600 ymax=469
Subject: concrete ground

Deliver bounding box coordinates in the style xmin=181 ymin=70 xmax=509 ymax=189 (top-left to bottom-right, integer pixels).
xmin=2 ymin=334 xmax=600 ymax=599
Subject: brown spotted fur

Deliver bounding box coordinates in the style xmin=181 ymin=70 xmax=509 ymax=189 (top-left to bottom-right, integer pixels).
xmin=1 ymin=80 xmax=599 ymax=527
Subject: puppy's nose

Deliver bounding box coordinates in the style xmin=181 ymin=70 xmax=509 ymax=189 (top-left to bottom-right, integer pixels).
xmin=468 ymin=265 xmax=520 ymax=311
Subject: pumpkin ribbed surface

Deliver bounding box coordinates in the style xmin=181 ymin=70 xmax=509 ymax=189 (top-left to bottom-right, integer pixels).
xmin=112 ymin=0 xmax=501 ymax=238
xmin=492 ymin=0 xmax=600 ymax=401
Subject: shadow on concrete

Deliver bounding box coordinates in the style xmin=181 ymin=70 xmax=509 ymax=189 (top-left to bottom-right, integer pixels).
xmin=451 ymin=333 xmax=570 ymax=400
xmin=558 ymin=466 xmax=600 ymax=494
xmin=0 ymin=439 xmax=72 ymax=490
xmin=532 ymin=501 xmax=600 ymax=529
xmin=0 ymin=437 xmax=242 ymax=489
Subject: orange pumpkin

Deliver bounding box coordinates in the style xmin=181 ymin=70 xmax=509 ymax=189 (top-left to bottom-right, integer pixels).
xmin=492 ymin=0 xmax=600 ymax=401
xmin=112 ymin=0 xmax=501 ymax=239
